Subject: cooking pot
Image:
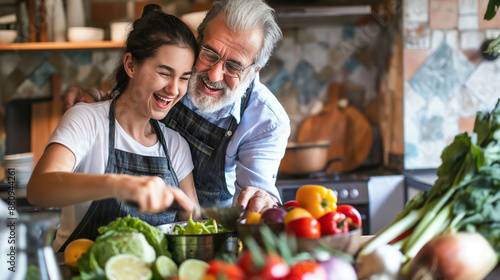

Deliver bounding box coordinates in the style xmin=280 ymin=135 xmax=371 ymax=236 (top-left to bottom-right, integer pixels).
xmin=278 ymin=141 xmax=332 ymax=175
xmin=157 ymin=221 xmax=240 ymax=265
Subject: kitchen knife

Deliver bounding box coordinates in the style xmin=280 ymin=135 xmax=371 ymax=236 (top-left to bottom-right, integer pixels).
xmin=124 ymin=200 xmax=243 ymax=230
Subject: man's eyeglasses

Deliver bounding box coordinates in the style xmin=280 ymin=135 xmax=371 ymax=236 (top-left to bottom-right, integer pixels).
xmin=199 ymin=46 xmax=254 ymax=78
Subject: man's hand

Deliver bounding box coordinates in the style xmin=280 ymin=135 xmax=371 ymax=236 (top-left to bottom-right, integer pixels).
xmin=237 ymin=186 xmax=279 ymax=218
xmin=63 ymin=86 xmax=105 ymax=113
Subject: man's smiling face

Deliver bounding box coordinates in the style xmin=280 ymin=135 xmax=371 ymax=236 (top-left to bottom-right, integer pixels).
xmin=188 ymin=15 xmax=263 ymax=113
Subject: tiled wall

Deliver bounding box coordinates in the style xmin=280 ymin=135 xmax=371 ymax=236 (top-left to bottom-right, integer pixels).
xmin=403 ymin=0 xmax=500 ymax=169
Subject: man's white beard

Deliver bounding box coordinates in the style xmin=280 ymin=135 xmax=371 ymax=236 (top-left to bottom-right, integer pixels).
xmin=188 ymin=70 xmax=254 ymax=113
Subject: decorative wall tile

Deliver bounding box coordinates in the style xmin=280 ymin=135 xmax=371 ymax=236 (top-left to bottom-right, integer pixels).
xmin=405 ymin=22 xmax=431 ymax=49
xmin=485 ymin=29 xmax=500 ymax=39
xmin=458 ymin=14 xmax=479 ymax=30
xmin=458 ymin=0 xmax=478 ymax=15
xmin=64 ymin=52 xmax=92 ymax=65
xmin=430 ymin=0 xmax=458 ymax=29
xmin=303 ymin=42 xmax=329 ymax=74
xmin=18 ymin=54 xmax=47 ymax=76
xmin=291 ymin=60 xmax=327 ymax=106
xmin=403 ymin=49 xmax=432 ymax=80
xmin=460 ymin=30 xmax=485 ymax=49
xmin=478 ymin=0 xmax=500 ymax=28
xmin=274 ymin=36 xmax=300 ymax=75
xmin=409 ymin=42 xmax=474 ymax=102
xmin=431 ymin=30 xmax=445 ymax=50
xmin=445 ymin=30 xmax=460 ymax=49
xmin=0 ymin=54 xmax=19 ymax=76
xmin=404 ymin=0 xmax=429 ymax=23
xmin=29 ymin=61 xmax=58 ymax=88
xmin=462 ymin=49 xmax=484 ymax=66
xmin=464 ymin=60 xmax=500 ymax=110
xmin=347 ymin=64 xmax=378 ymax=107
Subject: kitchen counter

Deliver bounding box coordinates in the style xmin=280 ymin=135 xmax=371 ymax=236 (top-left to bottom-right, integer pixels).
xmin=54 ymin=236 xmax=500 ymax=279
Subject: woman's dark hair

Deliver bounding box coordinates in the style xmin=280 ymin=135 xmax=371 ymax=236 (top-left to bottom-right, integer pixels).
xmin=110 ymin=4 xmax=198 ymax=95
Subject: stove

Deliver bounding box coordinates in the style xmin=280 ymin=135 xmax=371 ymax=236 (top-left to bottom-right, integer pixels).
xmin=276 ymin=172 xmax=371 ymax=235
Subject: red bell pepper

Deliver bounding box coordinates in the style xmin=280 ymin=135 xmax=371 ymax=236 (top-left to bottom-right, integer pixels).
xmin=336 ymin=204 xmax=362 ymax=227
xmin=317 ymin=211 xmax=349 ymax=236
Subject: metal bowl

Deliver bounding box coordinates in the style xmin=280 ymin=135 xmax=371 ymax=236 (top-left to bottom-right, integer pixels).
xmin=236 ymin=220 xmax=285 ymax=249
xmin=157 ymin=221 xmax=240 ymax=265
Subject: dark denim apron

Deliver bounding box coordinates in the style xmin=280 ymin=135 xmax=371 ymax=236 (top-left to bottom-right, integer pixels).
xmin=163 ymin=85 xmax=252 ymax=207
xmin=58 ymin=96 xmax=179 ymax=252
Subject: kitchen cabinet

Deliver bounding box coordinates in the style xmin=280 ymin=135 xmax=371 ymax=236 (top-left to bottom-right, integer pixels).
xmin=0 ymin=41 xmax=123 ymax=52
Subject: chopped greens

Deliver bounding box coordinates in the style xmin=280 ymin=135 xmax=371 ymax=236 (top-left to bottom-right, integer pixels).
xmin=171 ymin=215 xmax=229 ymax=235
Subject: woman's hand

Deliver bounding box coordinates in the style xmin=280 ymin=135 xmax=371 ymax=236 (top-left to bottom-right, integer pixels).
xmin=113 ymin=175 xmax=196 ymax=214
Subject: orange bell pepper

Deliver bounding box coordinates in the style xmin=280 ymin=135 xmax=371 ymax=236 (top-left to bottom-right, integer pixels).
xmin=296 ymin=185 xmax=337 ymax=218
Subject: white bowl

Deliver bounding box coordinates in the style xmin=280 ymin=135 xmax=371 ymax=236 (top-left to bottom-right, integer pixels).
xmin=0 ymin=30 xmax=17 ymax=43
xmin=67 ymin=27 xmax=104 ymax=42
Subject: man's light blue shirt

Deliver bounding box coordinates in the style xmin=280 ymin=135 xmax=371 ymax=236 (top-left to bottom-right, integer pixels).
xmin=180 ymin=74 xmax=291 ymax=203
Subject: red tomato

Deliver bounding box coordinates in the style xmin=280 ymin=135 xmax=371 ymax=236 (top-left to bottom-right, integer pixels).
xmin=337 ymin=204 xmax=362 ymax=227
xmin=204 ymin=259 xmax=245 ymax=280
xmin=317 ymin=211 xmax=349 ymax=236
xmin=283 ymin=207 xmax=313 ymax=225
xmin=283 ymin=200 xmax=300 ymax=210
xmin=285 ymin=217 xmax=321 ymax=238
xmin=284 ymin=260 xmax=327 ymax=280
xmin=238 ymin=251 xmax=290 ymax=279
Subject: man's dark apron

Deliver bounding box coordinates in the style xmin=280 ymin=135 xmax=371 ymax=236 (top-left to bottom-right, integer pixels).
xmin=58 ymin=96 xmax=179 ymax=252
xmin=163 ymin=85 xmax=252 ymax=207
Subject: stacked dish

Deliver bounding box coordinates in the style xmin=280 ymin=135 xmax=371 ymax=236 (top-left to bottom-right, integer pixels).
xmin=3 ymin=153 xmax=34 ymax=187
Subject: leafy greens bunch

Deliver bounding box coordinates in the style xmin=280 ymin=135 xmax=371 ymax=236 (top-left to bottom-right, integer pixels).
xmin=75 ymin=215 xmax=170 ymax=280
xmin=359 ymin=99 xmax=500 ymax=275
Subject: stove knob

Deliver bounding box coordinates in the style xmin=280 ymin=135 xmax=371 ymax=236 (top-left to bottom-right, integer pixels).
xmin=350 ymin=189 xmax=359 ymax=199
xmin=339 ymin=189 xmax=349 ymax=200
xmin=332 ymin=190 xmax=339 ymax=199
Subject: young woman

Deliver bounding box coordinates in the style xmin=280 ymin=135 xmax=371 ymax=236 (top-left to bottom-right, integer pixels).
xmin=27 ymin=4 xmax=200 ymax=251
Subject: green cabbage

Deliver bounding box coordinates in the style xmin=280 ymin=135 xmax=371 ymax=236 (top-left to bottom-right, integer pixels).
xmin=98 ymin=215 xmax=170 ymax=257
xmin=77 ymin=231 xmax=155 ymax=279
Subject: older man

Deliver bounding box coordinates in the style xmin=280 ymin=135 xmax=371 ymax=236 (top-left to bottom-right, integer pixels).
xmin=64 ymin=0 xmax=290 ymax=215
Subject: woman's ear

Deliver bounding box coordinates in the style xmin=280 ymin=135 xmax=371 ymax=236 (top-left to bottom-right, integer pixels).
xmin=123 ymin=53 xmax=135 ymax=78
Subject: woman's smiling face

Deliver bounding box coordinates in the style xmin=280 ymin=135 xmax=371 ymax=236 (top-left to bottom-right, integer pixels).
xmin=126 ymin=44 xmax=195 ymax=120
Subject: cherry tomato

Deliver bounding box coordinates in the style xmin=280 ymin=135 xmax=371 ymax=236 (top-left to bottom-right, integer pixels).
xmin=283 ymin=200 xmax=300 ymax=210
xmin=238 ymin=251 xmax=290 ymax=280
xmin=204 ymin=259 xmax=245 ymax=280
xmin=284 ymin=260 xmax=327 ymax=280
xmin=317 ymin=211 xmax=348 ymax=236
xmin=283 ymin=207 xmax=313 ymax=225
xmin=337 ymin=204 xmax=362 ymax=227
xmin=245 ymin=212 xmax=261 ymax=224
xmin=285 ymin=217 xmax=321 ymax=238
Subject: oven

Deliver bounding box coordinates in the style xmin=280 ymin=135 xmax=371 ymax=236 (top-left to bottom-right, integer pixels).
xmin=276 ymin=174 xmax=371 ymax=235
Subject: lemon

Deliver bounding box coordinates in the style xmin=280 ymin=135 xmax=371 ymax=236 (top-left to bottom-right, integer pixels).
xmin=152 ymin=255 xmax=178 ymax=280
xmin=105 ymin=254 xmax=152 ymax=280
xmin=245 ymin=212 xmax=261 ymax=224
xmin=178 ymin=259 xmax=209 ymax=280
xmin=64 ymin=238 xmax=94 ymax=272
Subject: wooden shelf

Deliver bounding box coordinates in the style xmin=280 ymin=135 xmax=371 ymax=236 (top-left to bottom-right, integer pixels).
xmin=0 ymin=41 xmax=125 ymax=52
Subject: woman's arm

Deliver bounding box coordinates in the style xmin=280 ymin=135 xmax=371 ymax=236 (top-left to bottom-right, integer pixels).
xmin=27 ymin=143 xmax=196 ymax=213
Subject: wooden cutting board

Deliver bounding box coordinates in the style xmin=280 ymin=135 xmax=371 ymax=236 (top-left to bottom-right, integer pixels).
xmin=31 ymin=74 xmax=63 ymax=165
xmin=297 ymin=83 xmax=348 ymax=172
xmin=296 ymin=83 xmax=373 ymax=173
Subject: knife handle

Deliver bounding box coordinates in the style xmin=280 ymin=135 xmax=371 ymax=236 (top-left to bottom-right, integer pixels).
xmin=124 ymin=199 xmax=184 ymax=211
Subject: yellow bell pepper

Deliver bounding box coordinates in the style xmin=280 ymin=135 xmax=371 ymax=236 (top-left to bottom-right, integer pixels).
xmin=296 ymin=185 xmax=337 ymax=218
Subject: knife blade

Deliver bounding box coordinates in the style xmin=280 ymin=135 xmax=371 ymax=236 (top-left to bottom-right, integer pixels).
xmin=124 ymin=200 xmax=243 ymax=230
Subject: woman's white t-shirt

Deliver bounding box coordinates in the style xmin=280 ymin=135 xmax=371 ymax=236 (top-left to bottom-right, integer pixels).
xmin=48 ymin=100 xmax=194 ymax=250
